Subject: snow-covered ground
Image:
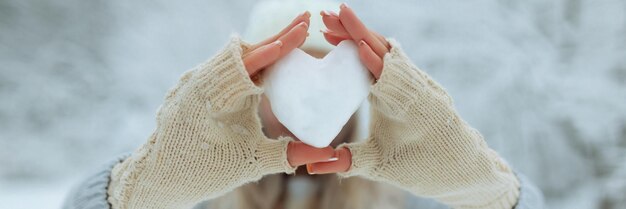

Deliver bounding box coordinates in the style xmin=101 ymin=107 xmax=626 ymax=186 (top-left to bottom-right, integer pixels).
xmin=1 ymin=0 xmax=625 ymax=208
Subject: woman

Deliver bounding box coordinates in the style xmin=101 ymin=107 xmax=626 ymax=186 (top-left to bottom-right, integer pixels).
xmin=63 ymin=2 xmax=543 ymax=209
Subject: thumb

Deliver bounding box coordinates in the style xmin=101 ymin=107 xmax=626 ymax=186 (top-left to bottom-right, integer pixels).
xmin=287 ymin=141 xmax=336 ymax=167
xmin=307 ymin=147 xmax=351 ymax=174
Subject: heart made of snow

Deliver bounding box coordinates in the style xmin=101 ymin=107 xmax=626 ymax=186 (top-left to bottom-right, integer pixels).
xmin=262 ymin=41 xmax=373 ymax=148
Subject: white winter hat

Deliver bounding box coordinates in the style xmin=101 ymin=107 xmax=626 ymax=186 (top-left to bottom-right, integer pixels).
xmin=244 ymin=0 xmax=340 ymax=53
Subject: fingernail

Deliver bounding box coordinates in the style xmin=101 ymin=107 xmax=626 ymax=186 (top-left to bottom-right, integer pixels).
xmin=306 ymin=164 xmax=315 ymax=174
xmin=299 ymin=11 xmax=309 ymax=17
xmin=359 ymin=40 xmax=366 ymax=46
xmin=273 ymin=40 xmax=283 ymax=47
xmin=321 ymin=10 xmax=331 ymax=16
xmin=320 ymin=29 xmax=328 ymax=33
xmin=340 ymin=3 xmax=348 ymax=9
xmin=298 ymin=22 xmax=308 ymax=28
xmin=325 ymin=157 xmax=338 ymax=162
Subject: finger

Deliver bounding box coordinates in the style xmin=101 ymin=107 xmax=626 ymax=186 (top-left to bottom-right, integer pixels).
xmin=371 ymin=31 xmax=390 ymax=50
xmin=322 ymin=30 xmax=350 ymax=46
xmin=338 ymin=3 xmax=388 ymax=58
xmin=287 ymin=141 xmax=336 ymax=167
xmin=277 ymin=22 xmax=309 ymax=57
xmin=244 ymin=22 xmax=308 ymax=75
xmin=320 ymin=10 xmax=349 ymax=36
xmin=297 ymin=32 xmax=308 ymax=48
xmin=358 ymin=40 xmax=383 ymax=79
xmin=243 ymin=40 xmax=282 ymax=75
xmin=251 ymin=11 xmax=311 ymax=50
xmin=307 ymin=147 xmax=351 ymax=174
xmin=324 ymin=7 xmax=389 ymax=50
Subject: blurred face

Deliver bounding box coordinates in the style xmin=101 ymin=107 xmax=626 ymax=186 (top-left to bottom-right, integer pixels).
xmin=258 ymin=48 xmax=355 ymax=147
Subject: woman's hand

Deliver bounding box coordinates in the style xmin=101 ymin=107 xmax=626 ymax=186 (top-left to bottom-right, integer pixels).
xmin=309 ymin=4 xmax=520 ymax=208
xmin=107 ymin=12 xmax=342 ymax=208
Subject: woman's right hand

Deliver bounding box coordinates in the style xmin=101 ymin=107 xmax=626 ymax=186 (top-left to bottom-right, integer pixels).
xmin=107 ymin=12 xmax=337 ymax=209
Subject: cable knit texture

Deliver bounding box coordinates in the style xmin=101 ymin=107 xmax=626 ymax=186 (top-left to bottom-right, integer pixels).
xmin=106 ymin=36 xmax=296 ymax=209
xmin=104 ymin=36 xmax=522 ymax=209
xmin=337 ymin=39 xmax=520 ymax=209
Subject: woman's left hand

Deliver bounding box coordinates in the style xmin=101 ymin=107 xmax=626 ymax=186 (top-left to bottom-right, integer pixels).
xmin=307 ymin=4 xmax=521 ymax=209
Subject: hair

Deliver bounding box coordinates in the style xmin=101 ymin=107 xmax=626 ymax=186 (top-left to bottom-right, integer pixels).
xmin=208 ymin=172 xmax=406 ymax=209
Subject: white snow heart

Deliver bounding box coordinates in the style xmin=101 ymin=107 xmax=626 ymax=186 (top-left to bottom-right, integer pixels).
xmin=262 ymin=41 xmax=374 ymax=148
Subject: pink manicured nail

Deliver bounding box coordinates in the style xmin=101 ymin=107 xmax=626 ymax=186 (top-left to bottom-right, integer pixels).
xmin=320 ymin=29 xmax=329 ymax=33
xmin=299 ymin=11 xmax=308 ymax=17
xmin=273 ymin=40 xmax=283 ymax=47
xmin=306 ymin=164 xmax=315 ymax=174
xmin=340 ymin=3 xmax=348 ymax=9
xmin=325 ymin=151 xmax=339 ymax=162
xmin=359 ymin=40 xmax=366 ymax=46
xmin=321 ymin=10 xmax=339 ymax=17
xmin=298 ymin=22 xmax=308 ymax=28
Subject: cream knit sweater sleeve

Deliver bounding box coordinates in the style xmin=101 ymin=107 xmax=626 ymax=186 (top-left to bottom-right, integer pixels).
xmin=106 ymin=36 xmax=296 ymax=209
xmin=339 ymin=39 xmax=521 ymax=209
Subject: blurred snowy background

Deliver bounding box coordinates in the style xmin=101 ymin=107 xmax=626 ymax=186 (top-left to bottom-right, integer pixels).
xmin=1 ymin=0 xmax=625 ymax=208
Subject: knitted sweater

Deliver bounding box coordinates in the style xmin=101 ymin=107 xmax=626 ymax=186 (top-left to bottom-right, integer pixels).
xmin=62 ymin=36 xmax=544 ymax=209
